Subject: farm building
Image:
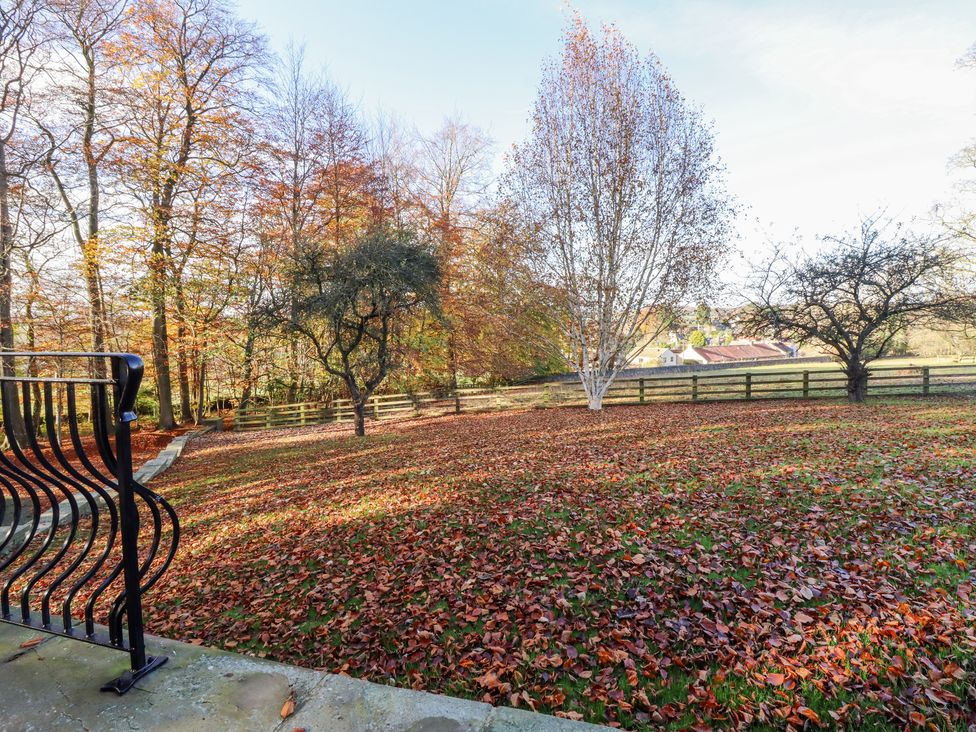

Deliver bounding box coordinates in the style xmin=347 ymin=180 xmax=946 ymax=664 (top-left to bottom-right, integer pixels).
xmin=679 ymin=341 xmax=797 ymax=365
xmin=626 ymin=344 xmax=682 ymax=367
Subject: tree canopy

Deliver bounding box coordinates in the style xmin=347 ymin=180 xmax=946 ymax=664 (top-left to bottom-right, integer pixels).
xmin=740 ymin=216 xmax=973 ymax=402
xmin=285 ymin=226 xmax=441 ymax=435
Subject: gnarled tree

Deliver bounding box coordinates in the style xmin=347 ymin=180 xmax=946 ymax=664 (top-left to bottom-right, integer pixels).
xmin=286 ymin=226 xmax=440 ymax=437
xmin=741 ymin=216 xmax=973 ymax=403
xmin=505 ymin=16 xmax=731 ymax=409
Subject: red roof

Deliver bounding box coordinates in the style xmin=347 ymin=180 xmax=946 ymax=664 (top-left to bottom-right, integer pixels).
xmin=689 ymin=344 xmax=787 ymax=363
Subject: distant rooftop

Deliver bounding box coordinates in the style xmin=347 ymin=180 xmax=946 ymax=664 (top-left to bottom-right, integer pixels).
xmin=683 ymin=342 xmax=790 ymax=363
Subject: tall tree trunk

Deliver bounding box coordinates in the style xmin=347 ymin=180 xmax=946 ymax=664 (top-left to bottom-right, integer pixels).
xmin=287 ymin=174 xmax=301 ymax=403
xmin=345 ymin=376 xmax=367 ymax=437
xmin=24 ymin=263 xmax=42 ymax=434
xmin=286 ymin=337 xmax=299 ymax=402
xmin=150 ymin=227 xmax=176 ymax=429
xmin=845 ymin=360 xmax=869 ymax=403
xmin=448 ymin=339 xmax=461 ymax=414
xmin=81 ymin=238 xmax=111 ymax=427
xmin=173 ymin=281 xmax=192 ymax=421
xmin=195 ymin=354 xmax=206 ymax=423
xmin=240 ymin=316 xmax=257 ymax=411
xmin=82 ymin=48 xmax=109 ymax=378
xmin=0 ymin=144 xmax=26 ymax=439
xmin=81 ymin=241 xmax=109 ymax=362
xmin=0 ymin=145 xmax=15 ymax=355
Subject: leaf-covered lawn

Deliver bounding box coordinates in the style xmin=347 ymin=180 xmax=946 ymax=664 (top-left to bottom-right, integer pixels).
xmin=150 ymin=399 xmax=976 ymax=730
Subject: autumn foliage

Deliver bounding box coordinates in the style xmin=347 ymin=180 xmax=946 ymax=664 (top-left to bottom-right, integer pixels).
xmin=149 ymin=398 xmax=975 ymax=729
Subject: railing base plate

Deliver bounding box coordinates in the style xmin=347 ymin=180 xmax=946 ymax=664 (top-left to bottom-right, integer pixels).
xmin=101 ymin=655 xmax=168 ymax=695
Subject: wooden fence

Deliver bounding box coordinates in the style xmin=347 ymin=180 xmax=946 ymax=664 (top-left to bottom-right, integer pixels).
xmin=233 ymin=363 xmax=976 ymax=431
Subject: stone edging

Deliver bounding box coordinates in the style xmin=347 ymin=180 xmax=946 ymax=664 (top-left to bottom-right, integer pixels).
xmin=134 ymin=425 xmax=212 ymax=483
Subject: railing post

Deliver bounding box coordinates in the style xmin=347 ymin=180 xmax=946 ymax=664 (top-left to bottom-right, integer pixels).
xmin=692 ymin=374 xmax=699 ymax=402
xmin=373 ymin=397 xmax=379 ymax=419
xmin=639 ymin=378 xmax=645 ymax=403
xmin=745 ymin=373 xmax=752 ymax=400
xmin=922 ymin=367 xmax=930 ymax=396
xmin=115 ymin=412 xmax=147 ymax=671
xmin=802 ymin=370 xmax=810 ymax=398
xmin=102 ymin=355 xmax=168 ymax=693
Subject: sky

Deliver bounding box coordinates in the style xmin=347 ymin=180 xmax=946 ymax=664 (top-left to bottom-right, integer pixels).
xmin=235 ymin=0 xmax=976 ymax=260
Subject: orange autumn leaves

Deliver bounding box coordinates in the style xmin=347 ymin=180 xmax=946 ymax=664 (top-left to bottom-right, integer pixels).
xmin=148 ymin=399 xmax=975 ymax=729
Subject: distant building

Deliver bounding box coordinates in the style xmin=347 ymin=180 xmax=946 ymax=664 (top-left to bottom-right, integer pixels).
xmin=679 ymin=341 xmax=796 ymax=365
xmin=730 ymin=339 xmax=798 ymax=357
xmin=659 ymin=348 xmax=679 ymax=366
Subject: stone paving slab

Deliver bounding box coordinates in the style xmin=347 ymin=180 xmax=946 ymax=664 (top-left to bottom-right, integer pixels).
xmin=0 ymin=624 xmax=611 ymax=732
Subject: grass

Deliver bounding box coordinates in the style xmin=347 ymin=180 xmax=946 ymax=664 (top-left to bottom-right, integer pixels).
xmin=150 ymin=397 xmax=976 ymax=730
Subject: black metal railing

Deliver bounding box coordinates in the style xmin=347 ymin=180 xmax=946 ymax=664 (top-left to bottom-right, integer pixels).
xmin=0 ymin=352 xmax=179 ymax=693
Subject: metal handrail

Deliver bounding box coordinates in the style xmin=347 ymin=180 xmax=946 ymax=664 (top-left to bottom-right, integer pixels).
xmin=0 ymin=352 xmax=177 ymax=694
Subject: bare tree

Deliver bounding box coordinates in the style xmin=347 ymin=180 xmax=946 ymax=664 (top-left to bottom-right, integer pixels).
xmin=35 ymin=0 xmax=129 ymax=373
xmin=505 ymin=17 xmax=731 ymax=409
xmin=371 ymin=111 xmax=415 ymax=230
xmin=319 ymin=80 xmax=371 ymax=251
xmin=740 ymin=216 xmax=973 ymax=403
xmin=0 ymin=0 xmax=43 ymax=360
xmin=259 ymin=44 xmax=333 ymax=401
xmin=414 ymin=115 xmax=492 ymax=408
xmin=12 ymin=169 xmax=69 ymax=428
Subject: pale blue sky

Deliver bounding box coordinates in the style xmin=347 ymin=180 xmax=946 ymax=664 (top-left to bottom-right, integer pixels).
xmin=235 ymin=0 xmax=976 ymax=252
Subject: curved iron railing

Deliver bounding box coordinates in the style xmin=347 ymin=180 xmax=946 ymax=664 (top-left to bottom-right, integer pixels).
xmin=0 ymin=352 xmax=179 ymax=693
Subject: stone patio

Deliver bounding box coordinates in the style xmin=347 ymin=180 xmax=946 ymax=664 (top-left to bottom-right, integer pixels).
xmin=0 ymin=623 xmax=611 ymax=731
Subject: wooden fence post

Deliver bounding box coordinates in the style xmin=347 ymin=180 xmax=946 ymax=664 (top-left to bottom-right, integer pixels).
xmin=922 ymin=367 xmax=930 ymax=396
xmin=639 ymin=378 xmax=645 ymax=403
xmin=373 ymin=397 xmax=379 ymax=419
xmin=802 ymin=370 xmax=810 ymax=398
xmin=692 ymin=374 xmax=699 ymax=402
xmin=745 ymin=373 xmax=752 ymax=400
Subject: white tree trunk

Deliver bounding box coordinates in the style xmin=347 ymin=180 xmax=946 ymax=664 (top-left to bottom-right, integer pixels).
xmin=507 ymin=20 xmax=729 ymax=420
xmin=581 ymin=368 xmax=609 ymax=410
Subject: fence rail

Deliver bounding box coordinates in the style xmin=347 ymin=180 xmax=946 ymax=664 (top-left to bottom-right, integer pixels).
xmin=0 ymin=352 xmax=178 ymax=694
xmin=234 ymin=363 xmax=976 ymax=431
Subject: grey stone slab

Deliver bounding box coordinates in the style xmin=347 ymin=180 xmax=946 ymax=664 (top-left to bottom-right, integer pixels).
xmin=488 ymin=706 xmax=609 ymax=731
xmin=0 ymin=623 xmax=53 ymax=662
xmin=279 ymin=672 xmax=368 ymax=732
xmin=0 ymin=624 xmax=611 ymax=732
xmin=363 ymin=683 xmax=492 ymax=732
xmin=0 ymin=630 xmax=316 ymax=731
xmin=0 ymin=634 xmax=136 ymax=731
